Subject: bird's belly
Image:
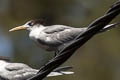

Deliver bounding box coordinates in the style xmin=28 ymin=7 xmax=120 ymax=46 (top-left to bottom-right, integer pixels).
xmin=29 ymin=35 xmax=54 ymax=51
xmin=36 ymin=39 xmax=56 ymax=51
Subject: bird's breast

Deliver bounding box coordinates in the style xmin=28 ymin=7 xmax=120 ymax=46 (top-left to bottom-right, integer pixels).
xmin=29 ymin=27 xmax=46 ymax=39
xmin=29 ymin=29 xmax=54 ymax=51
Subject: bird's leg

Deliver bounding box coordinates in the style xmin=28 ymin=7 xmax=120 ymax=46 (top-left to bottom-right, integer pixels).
xmin=54 ymin=53 xmax=57 ymax=57
xmin=99 ymin=22 xmax=120 ymax=33
xmin=54 ymin=48 xmax=61 ymax=57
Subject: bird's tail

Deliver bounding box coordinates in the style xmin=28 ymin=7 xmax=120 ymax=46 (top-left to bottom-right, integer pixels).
xmin=99 ymin=22 xmax=120 ymax=32
xmin=47 ymin=66 xmax=74 ymax=77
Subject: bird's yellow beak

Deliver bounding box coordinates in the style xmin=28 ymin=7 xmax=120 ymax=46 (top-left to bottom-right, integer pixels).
xmin=9 ymin=26 xmax=27 ymax=32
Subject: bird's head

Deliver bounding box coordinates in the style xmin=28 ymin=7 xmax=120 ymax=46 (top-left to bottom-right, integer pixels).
xmin=9 ymin=19 xmax=45 ymax=32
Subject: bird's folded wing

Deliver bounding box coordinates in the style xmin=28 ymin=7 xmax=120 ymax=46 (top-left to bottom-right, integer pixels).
xmin=43 ymin=25 xmax=71 ymax=34
xmin=5 ymin=63 xmax=31 ymax=71
xmin=42 ymin=25 xmax=86 ymax=45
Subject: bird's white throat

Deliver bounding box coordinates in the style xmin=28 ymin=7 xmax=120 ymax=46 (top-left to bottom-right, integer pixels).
xmin=29 ymin=26 xmax=46 ymax=40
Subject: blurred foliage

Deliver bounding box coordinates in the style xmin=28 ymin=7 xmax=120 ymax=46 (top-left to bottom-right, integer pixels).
xmin=0 ymin=0 xmax=120 ymax=80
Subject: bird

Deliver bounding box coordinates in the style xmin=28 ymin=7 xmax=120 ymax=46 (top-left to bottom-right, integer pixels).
xmin=9 ymin=19 xmax=120 ymax=52
xmin=0 ymin=56 xmax=74 ymax=80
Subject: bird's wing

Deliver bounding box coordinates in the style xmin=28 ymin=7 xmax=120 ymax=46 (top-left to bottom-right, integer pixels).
xmin=40 ymin=25 xmax=86 ymax=46
xmin=3 ymin=63 xmax=38 ymax=80
xmin=39 ymin=23 xmax=119 ymax=49
xmin=44 ymin=25 xmax=71 ymax=33
xmin=5 ymin=63 xmax=31 ymax=71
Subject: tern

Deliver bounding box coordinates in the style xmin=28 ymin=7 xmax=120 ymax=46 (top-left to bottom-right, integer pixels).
xmin=9 ymin=19 xmax=120 ymax=52
xmin=0 ymin=57 xmax=74 ymax=80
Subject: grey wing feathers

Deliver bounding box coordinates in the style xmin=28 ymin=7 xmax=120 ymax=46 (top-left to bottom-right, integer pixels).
xmin=43 ymin=25 xmax=87 ymax=46
xmin=44 ymin=25 xmax=71 ymax=33
xmin=3 ymin=63 xmax=38 ymax=80
xmin=5 ymin=63 xmax=31 ymax=71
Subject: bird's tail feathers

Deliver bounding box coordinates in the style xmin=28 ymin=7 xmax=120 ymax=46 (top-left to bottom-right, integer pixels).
xmin=47 ymin=71 xmax=74 ymax=77
xmin=47 ymin=66 xmax=74 ymax=77
xmin=100 ymin=22 xmax=120 ymax=32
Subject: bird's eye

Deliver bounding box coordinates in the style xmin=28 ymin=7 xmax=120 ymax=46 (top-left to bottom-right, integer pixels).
xmin=28 ymin=22 xmax=33 ymax=26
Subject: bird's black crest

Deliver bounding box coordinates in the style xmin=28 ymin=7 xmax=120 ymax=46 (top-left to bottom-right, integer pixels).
xmin=30 ymin=19 xmax=46 ymax=26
